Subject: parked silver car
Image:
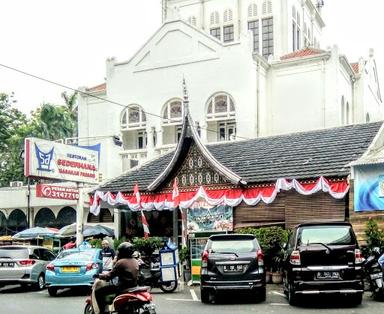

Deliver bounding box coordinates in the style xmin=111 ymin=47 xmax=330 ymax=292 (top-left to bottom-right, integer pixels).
xmin=0 ymin=245 xmax=56 ymax=290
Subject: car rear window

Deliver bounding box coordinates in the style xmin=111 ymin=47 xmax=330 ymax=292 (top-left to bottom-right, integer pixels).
xmin=209 ymin=239 xmax=256 ymax=253
xmin=298 ymin=226 xmax=355 ymax=246
xmin=57 ymin=251 xmax=95 ymax=261
xmin=0 ymin=247 xmax=29 ymax=259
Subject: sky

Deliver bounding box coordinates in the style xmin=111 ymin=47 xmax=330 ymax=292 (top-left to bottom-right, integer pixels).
xmin=0 ymin=0 xmax=383 ymax=115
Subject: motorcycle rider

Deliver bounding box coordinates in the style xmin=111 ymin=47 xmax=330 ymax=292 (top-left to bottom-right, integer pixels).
xmin=94 ymin=242 xmax=139 ymax=314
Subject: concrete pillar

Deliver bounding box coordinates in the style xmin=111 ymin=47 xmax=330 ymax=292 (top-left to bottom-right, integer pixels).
xmin=76 ymin=183 xmax=84 ymax=246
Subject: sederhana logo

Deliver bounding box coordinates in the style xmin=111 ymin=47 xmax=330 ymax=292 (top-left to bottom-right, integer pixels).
xmin=35 ymin=143 xmax=54 ymax=172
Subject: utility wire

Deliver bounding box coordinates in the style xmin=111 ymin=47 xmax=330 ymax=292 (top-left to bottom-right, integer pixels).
xmin=0 ymin=62 xmax=250 ymax=140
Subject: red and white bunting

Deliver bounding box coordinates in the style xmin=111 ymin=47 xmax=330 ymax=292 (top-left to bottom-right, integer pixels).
xmin=90 ymin=176 xmax=349 ymax=214
xmin=141 ymin=211 xmax=150 ymax=239
xmin=172 ymin=178 xmax=180 ymax=207
xmin=133 ymin=183 xmax=141 ymax=205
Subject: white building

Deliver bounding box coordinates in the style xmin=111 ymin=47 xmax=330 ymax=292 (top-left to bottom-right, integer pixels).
xmin=1 ymin=0 xmax=382 ymax=233
xmin=78 ymin=0 xmax=383 ymax=179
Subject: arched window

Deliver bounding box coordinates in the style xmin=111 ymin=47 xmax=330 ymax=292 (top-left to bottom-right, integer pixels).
xmin=210 ymin=11 xmax=220 ymax=25
xmin=207 ymin=93 xmax=236 ymax=120
xmin=224 ymin=9 xmax=233 ymax=23
xmin=35 ymin=208 xmax=56 ymax=227
xmin=162 ymin=99 xmax=183 ymax=145
xmin=121 ymin=105 xmax=147 ymax=130
xmin=341 ymin=96 xmax=345 ymax=125
xmin=248 ymin=3 xmax=258 ymax=18
xmin=162 ymin=99 xmax=183 ymax=124
xmin=262 ymin=0 xmax=272 ymax=15
xmin=56 ymin=207 xmax=76 ymax=229
xmin=346 ymin=102 xmax=350 ymax=124
xmin=188 ymin=16 xmax=197 ymax=26
xmin=8 ymin=209 xmax=27 ymax=233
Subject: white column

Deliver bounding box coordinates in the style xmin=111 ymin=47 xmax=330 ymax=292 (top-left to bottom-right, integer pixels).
xmin=114 ymin=208 xmax=120 ymax=239
xmin=147 ymin=126 xmax=155 ymax=159
xmin=200 ymin=123 xmax=208 ymax=143
xmin=76 ymin=183 xmax=84 ymax=246
xmin=156 ymin=128 xmax=163 ymax=148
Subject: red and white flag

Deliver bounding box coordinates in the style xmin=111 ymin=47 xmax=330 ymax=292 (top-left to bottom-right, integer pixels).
xmin=141 ymin=210 xmax=150 ymax=239
xmin=172 ymin=178 xmax=180 ymax=207
xmin=133 ymin=182 xmax=141 ymax=205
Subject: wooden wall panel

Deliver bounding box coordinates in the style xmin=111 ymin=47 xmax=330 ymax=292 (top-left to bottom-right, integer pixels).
xmin=234 ymin=190 xmax=346 ymax=230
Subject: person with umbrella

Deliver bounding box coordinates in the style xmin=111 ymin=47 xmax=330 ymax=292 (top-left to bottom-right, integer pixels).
xmin=99 ymin=239 xmax=115 ymax=271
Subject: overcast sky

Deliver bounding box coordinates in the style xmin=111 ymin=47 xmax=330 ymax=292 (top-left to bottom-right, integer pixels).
xmin=0 ymin=0 xmax=383 ymax=115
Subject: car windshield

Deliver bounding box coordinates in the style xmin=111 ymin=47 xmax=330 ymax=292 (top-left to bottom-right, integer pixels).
xmin=56 ymin=251 xmax=95 ymax=261
xmin=210 ymin=239 xmax=256 ymax=253
xmin=0 ymin=247 xmax=29 ymax=259
xmin=299 ymin=226 xmax=354 ymax=246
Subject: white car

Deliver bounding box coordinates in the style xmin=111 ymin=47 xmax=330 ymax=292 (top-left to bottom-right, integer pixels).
xmin=0 ymin=245 xmax=56 ymax=290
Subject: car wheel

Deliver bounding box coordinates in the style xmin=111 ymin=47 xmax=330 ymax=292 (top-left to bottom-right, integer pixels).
xmin=256 ymin=287 xmax=266 ymax=302
xmin=48 ymin=287 xmax=58 ymax=297
xmin=35 ymin=274 xmax=45 ymax=290
xmin=287 ymin=283 xmax=298 ymax=306
xmin=200 ymin=288 xmax=210 ymax=304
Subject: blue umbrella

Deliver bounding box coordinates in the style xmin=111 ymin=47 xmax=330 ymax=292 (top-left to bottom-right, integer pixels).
xmin=12 ymin=226 xmax=58 ymax=239
xmin=83 ymin=224 xmax=114 ymax=238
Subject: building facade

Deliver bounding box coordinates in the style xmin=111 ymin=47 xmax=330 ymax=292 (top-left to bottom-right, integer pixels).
xmin=78 ymin=0 xmax=382 ymax=178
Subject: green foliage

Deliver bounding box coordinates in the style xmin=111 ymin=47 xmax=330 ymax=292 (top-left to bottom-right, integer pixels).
xmin=237 ymin=226 xmax=289 ymax=271
xmin=179 ymin=246 xmax=190 ymax=264
xmin=0 ymin=91 xmax=78 ymax=187
xmin=90 ymin=238 xmax=102 ymax=248
xmin=113 ymin=237 xmax=127 ymax=250
xmin=132 ymin=237 xmax=163 ymax=257
xmin=364 ymin=219 xmax=384 ymax=255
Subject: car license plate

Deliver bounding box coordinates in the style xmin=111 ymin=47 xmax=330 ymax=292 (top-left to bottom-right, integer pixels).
xmin=61 ymin=266 xmax=80 ymax=273
xmin=223 ymin=265 xmax=243 ymax=272
xmin=316 ymin=271 xmax=339 ymax=279
xmin=0 ymin=262 xmax=14 ymax=267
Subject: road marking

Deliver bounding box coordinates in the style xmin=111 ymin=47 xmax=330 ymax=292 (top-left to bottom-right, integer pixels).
xmin=166 ymin=298 xmax=196 ymax=302
xmin=271 ymin=291 xmax=286 ymax=297
xmin=270 ymin=303 xmax=289 ymax=306
xmin=190 ymin=289 xmax=199 ymax=301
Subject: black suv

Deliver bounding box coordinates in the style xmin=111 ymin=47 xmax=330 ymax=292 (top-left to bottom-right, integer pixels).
xmin=200 ymin=234 xmax=265 ymax=303
xmin=282 ymin=222 xmax=364 ymax=306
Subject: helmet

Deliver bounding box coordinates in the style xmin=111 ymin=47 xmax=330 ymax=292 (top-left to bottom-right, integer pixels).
xmin=117 ymin=242 xmax=134 ymax=259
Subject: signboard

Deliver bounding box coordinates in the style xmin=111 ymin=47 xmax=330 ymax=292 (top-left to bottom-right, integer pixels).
xmin=24 ymin=138 xmax=99 ymax=184
xmin=36 ymin=184 xmax=79 ymax=200
xmin=354 ymin=164 xmax=384 ymax=211
xmin=187 ymin=202 xmax=233 ymax=233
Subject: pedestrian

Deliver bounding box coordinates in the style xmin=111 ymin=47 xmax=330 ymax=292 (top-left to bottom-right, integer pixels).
xmin=99 ymin=239 xmax=116 ymax=271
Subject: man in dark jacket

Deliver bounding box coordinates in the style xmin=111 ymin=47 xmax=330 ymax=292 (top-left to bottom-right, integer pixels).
xmin=99 ymin=240 xmax=115 ymax=271
xmin=94 ymin=242 xmax=139 ymax=314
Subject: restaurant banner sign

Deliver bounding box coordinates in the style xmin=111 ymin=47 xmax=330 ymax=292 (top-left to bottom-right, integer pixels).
xmin=354 ymin=164 xmax=384 ymax=211
xmin=36 ymin=184 xmax=79 ymax=200
xmin=24 ymin=138 xmax=99 ymax=184
xmin=187 ymin=202 xmax=233 ymax=233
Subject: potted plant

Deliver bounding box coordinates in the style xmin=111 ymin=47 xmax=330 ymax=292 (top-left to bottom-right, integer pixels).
xmin=270 ymin=251 xmax=284 ymax=284
xmin=179 ymin=246 xmax=191 ymax=282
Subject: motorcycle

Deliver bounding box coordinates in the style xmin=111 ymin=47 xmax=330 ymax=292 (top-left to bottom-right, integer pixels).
xmin=364 ymin=247 xmax=384 ymax=301
xmin=136 ymin=252 xmax=178 ymax=293
xmin=84 ymin=279 xmax=156 ymax=314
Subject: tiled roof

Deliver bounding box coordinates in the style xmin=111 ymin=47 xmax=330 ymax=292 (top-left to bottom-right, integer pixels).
xmin=280 ymin=47 xmax=326 ymax=60
xmin=99 ymin=122 xmax=383 ymax=192
xmin=350 ymin=62 xmax=359 ymax=74
xmin=86 ymin=83 xmax=106 ymax=93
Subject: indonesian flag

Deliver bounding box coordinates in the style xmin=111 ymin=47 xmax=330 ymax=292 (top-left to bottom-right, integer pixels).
xmin=141 ymin=210 xmax=150 ymax=239
xmin=172 ymin=178 xmax=180 ymax=207
xmin=133 ymin=182 xmax=141 ymax=205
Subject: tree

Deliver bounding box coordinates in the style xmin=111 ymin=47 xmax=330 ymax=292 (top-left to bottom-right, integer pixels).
xmin=0 ymin=92 xmax=78 ymax=187
xmin=61 ymin=91 xmax=78 ymax=137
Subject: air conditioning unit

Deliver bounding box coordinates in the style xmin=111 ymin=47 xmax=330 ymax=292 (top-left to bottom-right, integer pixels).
xmin=10 ymin=181 xmax=23 ymax=188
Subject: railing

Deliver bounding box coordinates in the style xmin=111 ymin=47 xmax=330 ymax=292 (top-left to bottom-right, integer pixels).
xmin=155 ymin=143 xmax=177 ymax=155
xmin=120 ymin=149 xmax=148 ymax=171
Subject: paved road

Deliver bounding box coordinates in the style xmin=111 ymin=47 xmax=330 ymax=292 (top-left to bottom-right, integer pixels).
xmin=0 ymin=283 xmax=383 ymax=314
